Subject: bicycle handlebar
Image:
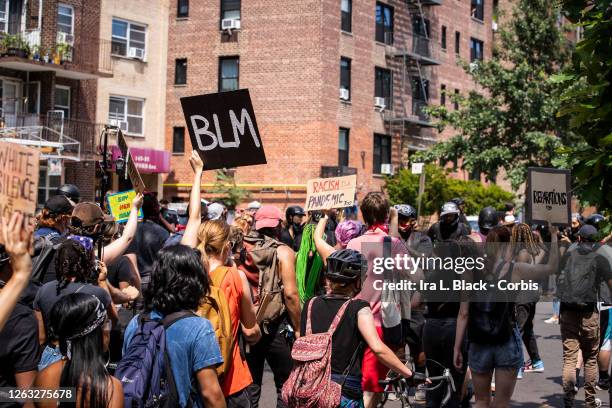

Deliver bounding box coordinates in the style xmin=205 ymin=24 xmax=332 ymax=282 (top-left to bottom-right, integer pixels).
xmin=379 ymin=368 xmax=456 ymax=406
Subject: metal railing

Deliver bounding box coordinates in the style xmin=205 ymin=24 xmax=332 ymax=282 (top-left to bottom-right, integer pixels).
xmin=388 ymin=30 xmax=442 ymax=63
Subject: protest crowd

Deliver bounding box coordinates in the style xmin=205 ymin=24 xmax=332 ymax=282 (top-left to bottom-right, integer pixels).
xmin=1 ymin=149 xmax=611 ymax=408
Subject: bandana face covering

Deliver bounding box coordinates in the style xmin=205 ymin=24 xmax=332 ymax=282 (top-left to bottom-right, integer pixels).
xmin=67 ymin=235 xmax=95 ymax=253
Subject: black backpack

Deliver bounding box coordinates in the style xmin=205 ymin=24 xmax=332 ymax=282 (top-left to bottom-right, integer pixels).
xmin=556 ymin=248 xmax=600 ymax=308
xmin=468 ymin=261 xmax=515 ymax=345
xmin=31 ymin=233 xmax=63 ymax=284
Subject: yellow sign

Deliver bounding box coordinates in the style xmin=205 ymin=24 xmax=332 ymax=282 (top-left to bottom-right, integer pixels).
xmin=106 ymin=190 xmax=143 ymax=223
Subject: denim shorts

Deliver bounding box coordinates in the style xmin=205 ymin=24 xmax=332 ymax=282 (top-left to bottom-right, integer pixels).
xmin=468 ymin=326 xmax=524 ymax=373
xmin=38 ymin=344 xmax=62 ymax=371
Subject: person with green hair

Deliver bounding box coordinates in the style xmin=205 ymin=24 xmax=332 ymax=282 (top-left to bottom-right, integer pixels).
xmin=295 ymin=218 xmax=325 ymax=304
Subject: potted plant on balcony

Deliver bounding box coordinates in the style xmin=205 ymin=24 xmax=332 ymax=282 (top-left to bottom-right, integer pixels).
xmin=2 ymin=35 xmax=19 ymax=57
xmin=31 ymin=44 xmax=41 ymax=61
xmin=17 ymin=38 xmax=29 ymax=59
xmin=43 ymin=48 xmax=51 ymax=63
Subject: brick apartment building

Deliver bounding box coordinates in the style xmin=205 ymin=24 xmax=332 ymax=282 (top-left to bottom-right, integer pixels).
xmin=163 ymin=0 xmax=494 ymax=207
xmin=0 ymin=0 xmax=111 ymax=205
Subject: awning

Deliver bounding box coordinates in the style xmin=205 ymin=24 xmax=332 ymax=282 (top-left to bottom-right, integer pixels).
xmin=112 ymin=146 xmax=170 ymax=174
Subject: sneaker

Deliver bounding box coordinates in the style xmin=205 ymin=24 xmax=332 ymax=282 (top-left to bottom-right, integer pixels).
xmin=414 ymin=384 xmax=426 ymax=401
xmin=524 ymin=360 xmax=545 ymax=373
xmin=596 ymin=377 xmax=610 ymax=391
xmin=544 ymin=316 xmax=559 ymax=324
xmin=595 ymin=398 xmax=602 ymax=407
xmin=517 ymin=368 xmax=524 ymax=379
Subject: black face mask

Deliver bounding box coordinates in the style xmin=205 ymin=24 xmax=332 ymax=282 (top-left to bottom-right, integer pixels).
xmin=399 ymin=228 xmax=412 ymax=241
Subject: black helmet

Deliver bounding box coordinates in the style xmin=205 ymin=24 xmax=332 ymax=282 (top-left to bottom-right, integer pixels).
xmin=56 ymin=184 xmax=81 ymax=203
xmin=286 ymin=205 xmax=306 ymax=221
xmin=585 ymin=213 xmax=605 ymax=228
xmin=325 ymin=249 xmax=366 ymax=283
xmin=478 ymin=206 xmax=499 ymax=232
xmin=394 ymin=204 xmax=417 ymax=219
xmin=451 ymin=197 xmax=465 ymax=206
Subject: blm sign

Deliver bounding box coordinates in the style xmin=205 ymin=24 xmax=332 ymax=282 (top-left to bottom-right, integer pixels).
xmin=305 ymin=175 xmax=357 ymax=211
xmin=180 ymin=89 xmax=267 ymax=170
xmin=526 ymin=167 xmax=571 ymax=227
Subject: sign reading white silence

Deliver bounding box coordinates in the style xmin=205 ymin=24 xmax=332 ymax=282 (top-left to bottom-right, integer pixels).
xmin=526 ymin=167 xmax=571 ymax=227
xmin=180 ymin=89 xmax=267 ymax=170
xmin=305 ymin=175 xmax=356 ymax=211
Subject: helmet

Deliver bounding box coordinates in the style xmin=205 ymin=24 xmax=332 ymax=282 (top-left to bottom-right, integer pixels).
xmin=394 ymin=204 xmax=417 ymax=219
xmin=286 ymin=205 xmax=306 ymax=221
xmin=478 ymin=207 xmax=499 ymax=232
xmin=56 ymin=184 xmax=81 ymax=203
xmin=585 ymin=213 xmax=605 ymax=228
xmin=440 ymin=202 xmax=460 ymax=217
xmin=451 ymin=197 xmax=465 ymax=206
xmin=325 ymin=249 xmax=366 ymax=283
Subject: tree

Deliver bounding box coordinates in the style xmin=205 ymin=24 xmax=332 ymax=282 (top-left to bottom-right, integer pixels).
xmin=384 ymin=164 xmax=514 ymax=215
xmin=210 ymin=170 xmax=251 ymax=210
xmin=415 ymin=0 xmax=574 ymax=191
xmin=552 ymin=0 xmax=611 ymax=219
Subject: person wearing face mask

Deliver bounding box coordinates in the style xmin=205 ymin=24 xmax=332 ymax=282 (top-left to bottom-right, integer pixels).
xmin=280 ymin=206 xmax=306 ymax=252
xmin=428 ymin=202 xmax=470 ymax=244
xmin=392 ymin=204 xmax=433 ymax=257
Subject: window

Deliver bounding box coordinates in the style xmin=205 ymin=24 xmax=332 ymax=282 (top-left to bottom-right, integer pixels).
xmin=0 ymin=0 xmax=8 ymax=33
xmin=375 ymin=2 xmax=394 ymax=44
xmin=109 ymin=96 xmax=144 ymax=136
xmin=0 ymin=80 xmax=20 ymax=116
xmin=441 ymin=26 xmax=447 ymax=50
xmin=412 ymin=16 xmax=431 ymax=56
xmin=411 ymin=77 xmax=429 ymax=118
xmin=23 ymin=82 xmax=41 ymax=114
xmin=57 ymin=4 xmax=74 ymax=35
xmin=340 ymin=57 xmax=351 ymax=99
xmin=54 ymin=86 xmax=70 ymax=119
xmin=373 ymin=134 xmax=391 ymax=174
xmin=37 ymin=165 xmax=62 ymax=208
xmin=112 ymin=18 xmax=146 ymax=58
xmin=440 ymin=84 xmax=446 ymax=105
xmin=470 ymin=38 xmax=484 ymax=62
xmin=375 ymin=67 xmax=392 ymax=107
xmin=338 ymin=128 xmax=349 ymax=167
xmin=341 ymin=0 xmax=352 ymax=32
xmin=471 ymin=0 xmax=484 ymax=21
xmin=219 ymin=57 xmax=239 ymax=92
xmin=177 ymin=0 xmax=189 ymax=18
xmin=173 ymin=127 xmax=185 ymax=154
xmin=454 ymin=89 xmax=460 ymax=110
xmin=221 ymin=0 xmax=240 ymax=21
xmin=455 ymin=31 xmax=461 ymax=54
xmin=175 ymin=58 xmax=187 ymax=85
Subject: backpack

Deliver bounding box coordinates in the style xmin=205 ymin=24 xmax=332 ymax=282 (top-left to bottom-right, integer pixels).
xmin=556 ymin=248 xmax=600 ymax=308
xmin=197 ymin=266 xmax=233 ymax=380
xmin=114 ymin=311 xmax=195 ymax=408
xmin=243 ymin=232 xmax=286 ymax=330
xmin=31 ymin=233 xmax=62 ymax=283
xmin=597 ymin=245 xmax=612 ymax=305
xmin=468 ymin=261 xmax=515 ymax=345
xmin=281 ymin=298 xmax=352 ymax=408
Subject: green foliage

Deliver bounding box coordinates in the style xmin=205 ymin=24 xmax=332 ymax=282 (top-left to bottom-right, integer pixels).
xmin=552 ymin=0 xmax=612 ymax=225
xmin=384 ymin=164 xmax=514 ymax=215
xmin=415 ymin=0 xmax=574 ymax=192
xmin=210 ymin=170 xmax=250 ymax=210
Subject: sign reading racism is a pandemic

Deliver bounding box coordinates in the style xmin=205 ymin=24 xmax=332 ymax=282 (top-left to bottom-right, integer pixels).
xmin=180 ymin=89 xmax=267 ymax=170
xmin=106 ymin=190 xmax=144 ymax=223
xmin=305 ymin=175 xmax=356 ymax=211
xmin=0 ymin=142 xmax=40 ymax=242
xmin=526 ymin=167 xmax=571 ymax=227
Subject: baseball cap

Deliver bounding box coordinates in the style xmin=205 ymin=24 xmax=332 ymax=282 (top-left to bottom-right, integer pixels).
xmin=44 ymin=195 xmax=74 ymax=215
xmin=254 ymin=206 xmax=283 ymax=230
xmin=72 ymin=202 xmax=114 ymax=227
xmin=577 ymin=224 xmax=598 ymax=241
xmin=207 ymin=203 xmax=225 ymax=221
xmin=247 ymin=201 xmax=262 ymax=210
xmin=440 ymin=202 xmax=460 ymax=217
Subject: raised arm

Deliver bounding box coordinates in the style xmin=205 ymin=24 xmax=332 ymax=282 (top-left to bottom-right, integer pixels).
xmin=181 ymin=150 xmax=204 ymax=248
xmin=103 ymin=193 xmax=143 ymax=264
xmin=389 ymin=206 xmax=399 ymax=238
xmin=513 ymin=225 xmax=559 ymax=282
xmin=314 ymin=215 xmax=335 ymax=264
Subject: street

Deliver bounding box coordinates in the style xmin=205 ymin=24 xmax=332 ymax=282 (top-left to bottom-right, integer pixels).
xmin=261 ymin=302 xmax=611 ymax=407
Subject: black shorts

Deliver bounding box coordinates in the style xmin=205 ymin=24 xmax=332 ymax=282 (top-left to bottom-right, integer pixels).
xmin=404 ymin=311 xmax=425 ymax=358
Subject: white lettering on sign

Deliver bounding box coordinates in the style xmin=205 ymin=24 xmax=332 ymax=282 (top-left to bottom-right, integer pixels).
xmin=190 ymin=109 xmax=261 ymax=151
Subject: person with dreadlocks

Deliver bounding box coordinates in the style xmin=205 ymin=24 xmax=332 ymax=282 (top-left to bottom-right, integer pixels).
xmin=35 ymin=293 xmax=123 ymax=408
xmin=295 ymin=212 xmax=326 ymax=303
xmin=510 ymin=223 xmax=547 ymax=379
xmin=34 ymin=239 xmax=116 ymax=370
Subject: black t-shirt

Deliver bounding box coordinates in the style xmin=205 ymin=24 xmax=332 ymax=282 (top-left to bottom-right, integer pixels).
xmin=300 ymin=296 xmax=369 ymax=378
xmin=280 ymin=226 xmax=303 ymax=252
xmin=127 ymin=220 xmax=170 ymax=282
xmin=107 ymin=255 xmax=135 ymax=287
xmin=0 ymin=302 xmax=40 ymax=407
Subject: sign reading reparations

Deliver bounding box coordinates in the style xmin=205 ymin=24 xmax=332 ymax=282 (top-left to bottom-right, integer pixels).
xmin=526 ymin=167 xmax=571 ymax=227
xmin=180 ymin=89 xmax=267 ymax=170
xmin=305 ymin=175 xmax=357 ymax=211
xmin=106 ymin=190 xmax=143 ymax=223
xmin=0 ymin=142 xmax=40 ymax=242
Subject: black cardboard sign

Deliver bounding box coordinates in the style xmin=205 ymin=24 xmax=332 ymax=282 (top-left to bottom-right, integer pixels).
xmin=526 ymin=167 xmax=571 ymax=227
xmin=180 ymin=89 xmax=267 ymax=170
xmin=117 ymin=131 xmax=146 ymax=193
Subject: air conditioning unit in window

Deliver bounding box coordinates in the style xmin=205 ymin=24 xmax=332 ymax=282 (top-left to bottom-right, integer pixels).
xmin=221 ymin=18 xmax=241 ymax=31
xmin=380 ymin=163 xmax=394 ymax=175
xmin=57 ymin=32 xmax=74 ymax=45
xmin=339 ymin=88 xmax=350 ymax=101
xmin=374 ymin=97 xmax=386 ymax=110
xmin=109 ymin=119 xmax=128 ymax=132
xmin=128 ymin=47 xmax=145 ymax=60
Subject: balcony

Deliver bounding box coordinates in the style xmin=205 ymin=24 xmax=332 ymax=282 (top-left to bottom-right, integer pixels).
xmin=386 ymin=31 xmax=441 ymax=65
xmin=320 ymin=166 xmax=357 ymax=178
xmin=0 ymin=113 xmax=105 ymax=160
xmin=0 ymin=30 xmax=113 ymax=79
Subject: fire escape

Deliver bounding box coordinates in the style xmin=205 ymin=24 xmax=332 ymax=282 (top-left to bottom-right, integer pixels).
xmin=384 ymin=0 xmax=442 ymax=166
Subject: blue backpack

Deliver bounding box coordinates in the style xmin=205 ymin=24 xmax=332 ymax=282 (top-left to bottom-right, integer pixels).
xmin=115 ymin=311 xmax=195 ymax=408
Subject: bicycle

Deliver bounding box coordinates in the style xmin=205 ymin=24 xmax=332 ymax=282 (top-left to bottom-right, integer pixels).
xmin=377 ymin=361 xmax=456 ymax=407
